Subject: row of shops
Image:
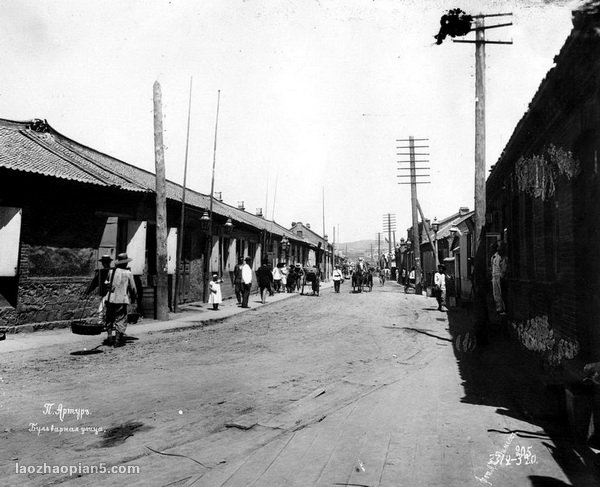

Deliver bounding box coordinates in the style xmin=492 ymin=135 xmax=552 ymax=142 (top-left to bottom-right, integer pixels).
xmin=0 ymin=118 xmax=333 ymax=332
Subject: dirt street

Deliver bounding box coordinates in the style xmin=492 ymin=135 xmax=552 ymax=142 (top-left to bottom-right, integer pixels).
xmin=1 ymin=281 xmax=440 ymax=486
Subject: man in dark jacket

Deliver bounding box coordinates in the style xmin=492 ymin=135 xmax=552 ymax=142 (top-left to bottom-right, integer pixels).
xmin=233 ymin=257 xmax=244 ymax=305
xmin=255 ymin=259 xmax=274 ymax=304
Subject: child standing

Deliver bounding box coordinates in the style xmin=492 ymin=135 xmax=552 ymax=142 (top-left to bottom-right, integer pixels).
xmin=208 ymin=273 xmax=223 ymax=310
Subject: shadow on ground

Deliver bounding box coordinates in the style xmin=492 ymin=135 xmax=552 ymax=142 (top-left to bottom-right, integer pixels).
xmin=444 ymin=306 xmax=600 ymax=487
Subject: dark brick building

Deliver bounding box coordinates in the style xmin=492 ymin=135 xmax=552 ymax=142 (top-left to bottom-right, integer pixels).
xmin=485 ymin=6 xmax=600 ymax=441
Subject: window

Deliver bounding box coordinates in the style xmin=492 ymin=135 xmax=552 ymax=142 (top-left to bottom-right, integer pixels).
xmin=0 ymin=207 xmax=22 ymax=277
xmin=0 ymin=207 xmax=21 ymax=307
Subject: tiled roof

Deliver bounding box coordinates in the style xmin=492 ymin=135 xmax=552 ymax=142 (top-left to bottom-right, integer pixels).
xmin=289 ymin=222 xmax=331 ymax=249
xmin=418 ymin=210 xmax=474 ymax=242
xmin=0 ymin=118 xmax=300 ymax=240
xmin=0 ymin=119 xmax=148 ymax=192
xmin=0 ymin=126 xmax=112 ymax=187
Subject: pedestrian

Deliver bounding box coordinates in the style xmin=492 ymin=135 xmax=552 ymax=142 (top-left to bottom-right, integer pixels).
xmin=233 ymin=257 xmax=244 ymax=305
xmin=280 ymin=263 xmax=288 ymax=293
xmin=267 ymin=261 xmax=275 ymax=296
xmin=310 ymin=266 xmax=321 ymax=295
xmin=256 ymin=258 xmax=274 ymax=304
xmin=104 ymin=253 xmax=137 ymax=347
xmin=433 ymin=264 xmax=447 ymax=311
xmin=405 ymin=266 xmax=416 ymax=292
xmin=273 ymin=262 xmax=284 ymax=292
xmin=286 ymin=265 xmax=296 ymax=293
xmin=241 ymin=257 xmax=253 ymax=308
xmin=379 ymin=267 xmax=386 ymax=286
xmin=294 ymin=263 xmax=304 ymax=292
xmin=491 ymin=241 xmax=508 ymax=314
xmin=332 ymin=264 xmax=343 ymax=293
xmin=400 ymin=267 xmax=407 ymax=285
xmin=208 ymin=273 xmax=223 ymax=310
xmin=83 ymin=254 xmax=113 ymax=327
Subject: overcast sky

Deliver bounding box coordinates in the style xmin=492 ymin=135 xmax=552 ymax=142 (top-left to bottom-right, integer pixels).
xmin=1 ymin=0 xmax=582 ymax=242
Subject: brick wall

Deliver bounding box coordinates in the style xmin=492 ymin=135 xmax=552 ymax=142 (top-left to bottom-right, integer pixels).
xmin=0 ymin=243 xmax=100 ymax=332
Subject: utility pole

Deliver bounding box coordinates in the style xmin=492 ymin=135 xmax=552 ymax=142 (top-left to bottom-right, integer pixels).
xmin=448 ymin=11 xmax=512 ymax=338
xmin=377 ymin=232 xmax=381 ymax=267
xmin=451 ymin=12 xmax=512 ymax=256
xmin=397 ymin=136 xmax=430 ymax=294
xmin=333 ymin=225 xmax=336 ymax=265
xmin=203 ymin=90 xmax=221 ymax=303
xmin=174 ymin=77 xmax=193 ymax=314
xmin=153 ymin=81 xmax=169 ymax=320
xmin=382 ymin=213 xmax=396 ymax=268
xmin=322 ymin=186 xmax=325 ymax=237
xmin=416 ymin=199 xmax=438 ymax=267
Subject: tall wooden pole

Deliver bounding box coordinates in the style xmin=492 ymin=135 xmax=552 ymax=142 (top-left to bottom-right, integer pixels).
xmin=153 ymin=81 xmax=169 ymax=320
xmin=409 ymin=136 xmax=422 ymax=294
xmin=174 ymin=78 xmax=193 ymax=313
xmin=333 ymin=225 xmax=336 ymax=264
xmin=387 ymin=213 xmax=393 ymax=266
xmin=322 ymin=186 xmax=325 ymax=236
xmin=203 ymin=90 xmax=221 ymax=303
xmin=474 ymin=16 xmax=486 ymax=255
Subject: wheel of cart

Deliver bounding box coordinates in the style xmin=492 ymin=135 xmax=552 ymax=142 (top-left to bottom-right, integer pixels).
xmin=301 ymin=266 xmax=321 ymax=296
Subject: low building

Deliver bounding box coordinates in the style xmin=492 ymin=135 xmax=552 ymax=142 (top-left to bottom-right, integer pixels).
xmin=401 ymin=207 xmax=474 ymax=302
xmin=289 ymin=222 xmax=334 ymax=279
xmin=0 ymin=118 xmax=311 ymax=332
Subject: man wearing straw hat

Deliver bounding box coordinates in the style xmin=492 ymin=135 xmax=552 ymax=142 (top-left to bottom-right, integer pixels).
xmin=104 ymin=253 xmax=137 ymax=347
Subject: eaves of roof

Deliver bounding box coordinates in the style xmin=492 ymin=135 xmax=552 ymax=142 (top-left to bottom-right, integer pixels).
xmin=0 ymin=119 xmax=149 ymax=192
xmin=0 ymin=118 xmax=319 ymax=241
xmin=290 ymin=223 xmax=330 ymax=246
xmin=420 ymin=211 xmax=474 ymax=241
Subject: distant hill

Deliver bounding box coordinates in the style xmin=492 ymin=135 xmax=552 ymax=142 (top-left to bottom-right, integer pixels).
xmin=336 ymin=240 xmax=393 ymax=263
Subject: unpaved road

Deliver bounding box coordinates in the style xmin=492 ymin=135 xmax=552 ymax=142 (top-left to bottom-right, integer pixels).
xmin=1 ymin=282 xmax=445 ymax=486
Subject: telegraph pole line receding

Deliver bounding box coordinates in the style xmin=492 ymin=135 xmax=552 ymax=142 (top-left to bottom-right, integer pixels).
xmin=397 ymin=136 xmax=430 ymax=295
xmin=382 ymin=213 xmax=396 ymax=269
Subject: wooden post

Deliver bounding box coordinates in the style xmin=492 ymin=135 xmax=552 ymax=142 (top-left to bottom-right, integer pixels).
xmin=387 ymin=214 xmax=393 ymax=266
xmin=174 ymin=78 xmax=193 ymax=314
xmin=474 ymin=15 xmax=486 ymax=254
xmin=153 ymin=81 xmax=169 ymax=320
xmin=409 ymin=136 xmax=423 ymax=294
xmin=203 ymin=90 xmax=221 ymax=303
xmin=416 ymin=199 xmax=438 ymax=267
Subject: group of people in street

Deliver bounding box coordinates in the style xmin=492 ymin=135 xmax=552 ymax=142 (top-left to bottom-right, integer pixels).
xmin=82 ymin=242 xmax=508 ymax=349
xmin=231 ymin=258 xmax=324 ymax=306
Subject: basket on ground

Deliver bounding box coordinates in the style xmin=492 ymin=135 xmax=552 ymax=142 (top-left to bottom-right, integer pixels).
xmin=70 ymin=321 xmax=104 ymax=336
